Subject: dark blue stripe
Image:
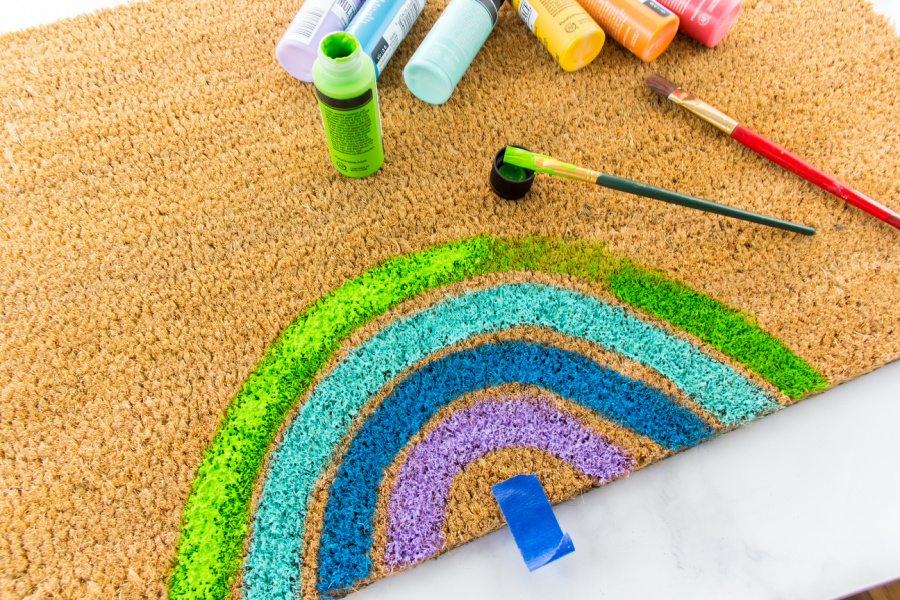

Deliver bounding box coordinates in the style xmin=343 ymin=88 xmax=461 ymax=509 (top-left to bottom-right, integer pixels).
xmin=316 ymin=340 xmax=713 ymax=593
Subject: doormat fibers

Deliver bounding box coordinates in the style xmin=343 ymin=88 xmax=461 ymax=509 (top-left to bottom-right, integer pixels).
xmin=170 ymin=235 xmax=826 ymax=600
xmin=1 ymin=0 xmax=899 ymax=598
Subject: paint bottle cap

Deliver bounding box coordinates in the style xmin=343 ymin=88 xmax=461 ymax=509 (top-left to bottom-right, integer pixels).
xmin=702 ymin=0 xmax=742 ymax=47
xmin=403 ymin=59 xmax=457 ymax=105
xmin=656 ymin=0 xmax=742 ymax=47
xmin=490 ymin=145 xmax=535 ymax=200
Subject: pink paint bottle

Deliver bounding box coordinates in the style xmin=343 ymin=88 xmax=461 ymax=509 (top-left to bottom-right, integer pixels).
xmin=655 ymin=0 xmax=741 ymax=47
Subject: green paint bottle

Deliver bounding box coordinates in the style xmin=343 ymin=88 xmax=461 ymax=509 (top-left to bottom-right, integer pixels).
xmin=312 ymin=32 xmax=385 ymax=177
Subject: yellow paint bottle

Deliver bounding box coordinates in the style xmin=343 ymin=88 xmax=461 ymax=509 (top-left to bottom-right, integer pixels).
xmin=511 ymin=0 xmax=606 ymax=72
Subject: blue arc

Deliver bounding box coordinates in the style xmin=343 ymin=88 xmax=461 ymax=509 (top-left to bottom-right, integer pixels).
xmin=316 ymin=340 xmax=713 ymax=593
xmin=242 ymin=283 xmax=776 ymax=600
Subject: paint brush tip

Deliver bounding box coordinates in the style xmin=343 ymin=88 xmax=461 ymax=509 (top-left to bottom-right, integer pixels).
xmin=644 ymin=73 xmax=680 ymax=98
xmin=502 ymin=146 xmax=539 ymax=171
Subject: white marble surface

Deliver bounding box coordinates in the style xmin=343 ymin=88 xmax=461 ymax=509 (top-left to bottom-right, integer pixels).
xmin=2 ymin=2 xmax=899 ymax=599
xmin=359 ymin=360 xmax=900 ymax=600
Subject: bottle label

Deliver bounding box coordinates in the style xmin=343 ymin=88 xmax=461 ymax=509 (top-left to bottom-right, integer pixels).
xmin=690 ymin=0 xmax=713 ymax=24
xmin=658 ymin=0 xmax=690 ymax=13
xmin=331 ymin=0 xmax=359 ymax=27
xmin=286 ymin=0 xmax=333 ymax=45
xmin=517 ymin=0 xmax=539 ymax=32
xmin=641 ymin=0 xmax=675 ymax=17
xmin=371 ymin=0 xmax=426 ymax=73
xmin=315 ymin=87 xmax=384 ymax=176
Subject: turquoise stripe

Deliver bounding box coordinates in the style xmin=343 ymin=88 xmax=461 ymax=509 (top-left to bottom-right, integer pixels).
xmin=242 ymin=283 xmax=777 ymax=600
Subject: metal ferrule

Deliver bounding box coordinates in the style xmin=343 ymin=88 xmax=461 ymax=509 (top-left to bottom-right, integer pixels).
xmin=669 ymin=89 xmax=739 ymax=135
xmin=532 ymin=156 xmax=599 ymax=184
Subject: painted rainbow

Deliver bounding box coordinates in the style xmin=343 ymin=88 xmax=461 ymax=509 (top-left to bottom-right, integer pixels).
xmin=168 ymin=236 xmax=827 ymax=600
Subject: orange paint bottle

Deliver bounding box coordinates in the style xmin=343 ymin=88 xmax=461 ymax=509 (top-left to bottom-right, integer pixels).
xmin=576 ymin=0 xmax=679 ymax=62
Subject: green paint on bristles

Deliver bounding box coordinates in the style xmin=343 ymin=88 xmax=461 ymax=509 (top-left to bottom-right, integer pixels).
xmin=503 ymin=146 xmax=582 ymax=179
xmin=169 ymin=234 xmax=827 ymax=600
xmin=503 ymin=146 xmax=542 ymax=170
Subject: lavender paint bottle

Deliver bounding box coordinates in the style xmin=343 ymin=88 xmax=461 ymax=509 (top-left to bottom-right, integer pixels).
xmin=276 ymin=0 xmax=365 ymax=82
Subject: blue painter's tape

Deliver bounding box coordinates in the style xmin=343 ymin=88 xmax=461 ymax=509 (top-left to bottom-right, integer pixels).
xmin=491 ymin=474 xmax=575 ymax=571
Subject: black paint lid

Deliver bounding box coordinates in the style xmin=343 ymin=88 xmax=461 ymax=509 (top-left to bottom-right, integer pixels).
xmin=489 ymin=145 xmax=535 ymax=200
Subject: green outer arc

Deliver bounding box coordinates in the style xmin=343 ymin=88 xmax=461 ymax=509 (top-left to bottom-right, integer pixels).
xmin=168 ymin=235 xmax=827 ymax=600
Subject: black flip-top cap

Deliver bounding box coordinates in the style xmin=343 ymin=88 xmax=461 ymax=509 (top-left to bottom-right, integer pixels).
xmin=490 ymin=145 xmax=535 ymax=200
xmin=475 ymin=0 xmax=505 ymax=25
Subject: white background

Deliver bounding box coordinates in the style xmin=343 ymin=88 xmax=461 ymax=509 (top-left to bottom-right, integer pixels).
xmin=2 ymin=1 xmax=899 ymax=599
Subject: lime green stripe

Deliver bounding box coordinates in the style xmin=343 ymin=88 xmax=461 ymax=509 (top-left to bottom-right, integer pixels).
xmin=490 ymin=237 xmax=826 ymax=397
xmin=606 ymin=261 xmax=828 ymax=398
xmin=169 ymin=237 xmax=498 ymax=599
xmin=169 ymin=235 xmax=826 ymax=600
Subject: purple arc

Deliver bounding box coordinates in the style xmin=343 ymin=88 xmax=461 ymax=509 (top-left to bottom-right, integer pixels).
xmin=383 ymin=394 xmax=634 ymax=567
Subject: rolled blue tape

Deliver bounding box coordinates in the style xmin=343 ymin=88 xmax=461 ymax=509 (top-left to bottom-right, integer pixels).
xmin=490 ymin=474 xmax=575 ymax=571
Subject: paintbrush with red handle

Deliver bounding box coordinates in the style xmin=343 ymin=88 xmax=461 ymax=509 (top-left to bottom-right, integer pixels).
xmin=644 ymin=73 xmax=900 ymax=231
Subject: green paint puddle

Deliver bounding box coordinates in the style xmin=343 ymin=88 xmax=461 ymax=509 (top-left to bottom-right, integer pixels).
xmin=498 ymin=163 xmax=528 ymax=181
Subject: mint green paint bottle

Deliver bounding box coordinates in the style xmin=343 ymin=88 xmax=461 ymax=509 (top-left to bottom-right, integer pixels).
xmin=403 ymin=0 xmax=505 ymax=105
xmin=312 ymin=32 xmax=385 ymax=177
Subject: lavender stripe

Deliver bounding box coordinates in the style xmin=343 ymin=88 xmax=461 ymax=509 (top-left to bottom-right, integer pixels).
xmin=383 ymin=395 xmax=633 ymax=566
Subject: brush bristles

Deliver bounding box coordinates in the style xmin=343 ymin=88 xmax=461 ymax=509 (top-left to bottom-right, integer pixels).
xmin=644 ymin=73 xmax=680 ymax=98
xmin=503 ymin=146 xmax=539 ymax=171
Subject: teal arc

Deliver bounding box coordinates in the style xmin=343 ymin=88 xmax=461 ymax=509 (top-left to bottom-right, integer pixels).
xmin=241 ymin=282 xmax=779 ymax=600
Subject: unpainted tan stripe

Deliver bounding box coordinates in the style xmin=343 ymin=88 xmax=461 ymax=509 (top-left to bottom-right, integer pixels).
xmin=367 ymin=386 xmax=659 ymax=578
xmin=373 ymin=445 xmax=595 ymax=579
xmin=442 ymin=446 xmax=594 ymax=554
xmin=237 ymin=269 xmax=783 ymax=598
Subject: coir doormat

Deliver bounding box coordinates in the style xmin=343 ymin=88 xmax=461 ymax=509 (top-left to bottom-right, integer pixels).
xmin=1 ymin=0 xmax=899 ymax=598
